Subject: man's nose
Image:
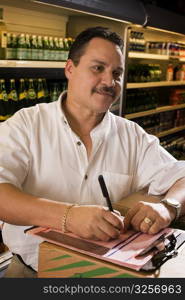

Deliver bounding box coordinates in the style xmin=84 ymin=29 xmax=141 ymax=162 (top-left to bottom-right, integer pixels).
xmin=101 ymin=72 xmax=115 ymax=87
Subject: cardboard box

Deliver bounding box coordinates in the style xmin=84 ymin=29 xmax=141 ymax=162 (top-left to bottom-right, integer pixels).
xmin=38 ymin=241 xmax=145 ymax=278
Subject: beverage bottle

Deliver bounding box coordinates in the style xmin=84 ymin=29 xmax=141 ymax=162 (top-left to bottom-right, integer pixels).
xmin=31 ymin=35 xmax=38 ymax=60
xmin=11 ymin=34 xmax=18 ymax=59
xmin=0 ymin=21 xmax=7 ymax=60
xmin=37 ymin=78 xmax=45 ymax=104
xmin=8 ymin=78 xmax=18 ymax=114
xmin=173 ymin=64 xmax=181 ymax=81
xmin=6 ymin=33 xmax=13 ymax=60
xmin=17 ymin=33 xmax=27 ymax=60
xmin=42 ymin=78 xmax=49 ymax=102
xmin=166 ymin=64 xmax=173 ymax=81
xmin=25 ymin=34 xmax=31 ymax=60
xmin=0 ymin=79 xmax=9 ymax=116
xmin=37 ymin=36 xmax=43 ymax=61
xmin=53 ymin=37 xmax=60 ymax=61
xmin=177 ymin=64 xmax=185 ymax=81
xmin=63 ymin=38 xmax=70 ymax=60
xmin=50 ymin=82 xmax=60 ymax=102
xmin=18 ymin=78 xmax=27 ymax=110
xmin=48 ymin=36 xmax=55 ymax=61
xmin=43 ymin=36 xmax=50 ymax=61
xmin=27 ymin=78 xmax=37 ymax=107
xmin=62 ymin=80 xmax=67 ymax=92
xmin=58 ymin=37 xmax=65 ymax=61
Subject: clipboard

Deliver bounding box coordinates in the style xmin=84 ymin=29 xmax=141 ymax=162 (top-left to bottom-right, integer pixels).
xmin=25 ymin=226 xmax=185 ymax=271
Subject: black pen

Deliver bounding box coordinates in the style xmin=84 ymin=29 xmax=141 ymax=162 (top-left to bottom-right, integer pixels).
xmin=98 ymin=174 xmax=113 ymax=212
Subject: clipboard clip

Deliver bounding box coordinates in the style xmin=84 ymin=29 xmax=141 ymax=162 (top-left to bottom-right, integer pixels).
xmin=151 ymin=234 xmax=178 ymax=269
xmin=142 ymin=234 xmax=178 ymax=271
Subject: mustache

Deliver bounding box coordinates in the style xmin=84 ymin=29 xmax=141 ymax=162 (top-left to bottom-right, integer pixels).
xmin=92 ymin=86 xmax=116 ymax=98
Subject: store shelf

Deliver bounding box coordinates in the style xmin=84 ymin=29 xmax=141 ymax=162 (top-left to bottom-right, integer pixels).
xmin=156 ymin=125 xmax=185 ymax=138
xmin=129 ymin=52 xmax=185 ymax=62
xmin=0 ymin=60 xmax=66 ymax=68
xmin=128 ymin=52 xmax=169 ymax=60
xmin=125 ymin=104 xmax=185 ymax=119
xmin=127 ymin=81 xmax=185 ymax=89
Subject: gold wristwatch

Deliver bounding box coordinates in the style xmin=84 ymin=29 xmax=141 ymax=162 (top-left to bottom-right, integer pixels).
xmin=160 ymin=198 xmax=181 ymax=222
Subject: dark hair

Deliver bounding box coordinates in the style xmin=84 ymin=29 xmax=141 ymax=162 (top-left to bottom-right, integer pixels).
xmin=68 ymin=26 xmax=124 ymax=65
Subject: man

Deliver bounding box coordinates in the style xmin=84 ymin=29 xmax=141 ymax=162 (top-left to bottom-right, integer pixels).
xmin=0 ymin=27 xmax=185 ymax=277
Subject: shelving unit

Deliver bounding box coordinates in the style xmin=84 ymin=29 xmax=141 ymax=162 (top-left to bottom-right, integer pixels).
xmin=156 ymin=125 xmax=185 ymax=138
xmin=0 ymin=60 xmax=66 ymax=68
xmin=127 ymin=81 xmax=185 ymax=89
xmin=124 ymin=26 xmax=185 ymax=158
xmin=129 ymin=51 xmax=185 ymax=62
xmin=125 ymin=103 xmax=185 ymax=119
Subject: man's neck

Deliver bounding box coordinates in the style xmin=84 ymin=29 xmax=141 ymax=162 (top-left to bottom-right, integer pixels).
xmin=62 ymin=98 xmax=105 ymax=138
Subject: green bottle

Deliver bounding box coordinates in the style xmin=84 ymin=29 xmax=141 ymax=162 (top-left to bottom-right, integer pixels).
xmin=6 ymin=33 xmax=13 ymax=60
xmin=42 ymin=78 xmax=49 ymax=103
xmin=31 ymin=35 xmax=38 ymax=60
xmin=37 ymin=36 xmax=43 ymax=61
xmin=50 ymin=82 xmax=60 ymax=102
xmin=37 ymin=78 xmax=45 ymax=104
xmin=11 ymin=34 xmax=18 ymax=60
xmin=53 ymin=37 xmax=59 ymax=61
xmin=48 ymin=36 xmax=54 ymax=61
xmin=43 ymin=36 xmax=49 ymax=61
xmin=17 ymin=33 xmax=27 ymax=60
xmin=25 ymin=34 xmax=31 ymax=60
xmin=18 ymin=78 xmax=27 ymax=110
xmin=58 ymin=37 xmax=65 ymax=61
xmin=8 ymin=79 xmax=18 ymax=114
xmin=27 ymin=78 xmax=37 ymax=107
xmin=0 ymin=79 xmax=9 ymax=116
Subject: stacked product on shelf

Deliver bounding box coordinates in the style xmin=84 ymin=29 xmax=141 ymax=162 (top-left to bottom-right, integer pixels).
xmin=0 ymin=78 xmax=67 ymax=121
xmin=2 ymin=32 xmax=74 ymax=61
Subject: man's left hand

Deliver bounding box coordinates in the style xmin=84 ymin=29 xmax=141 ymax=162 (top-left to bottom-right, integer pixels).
xmin=123 ymin=201 xmax=176 ymax=234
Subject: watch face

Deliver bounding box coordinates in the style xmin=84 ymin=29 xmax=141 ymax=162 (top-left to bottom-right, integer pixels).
xmin=166 ymin=198 xmax=180 ymax=208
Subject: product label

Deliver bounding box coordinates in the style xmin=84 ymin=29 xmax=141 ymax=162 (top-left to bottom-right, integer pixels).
xmin=6 ymin=48 xmax=13 ymax=59
xmin=28 ymin=89 xmax=36 ymax=99
xmin=37 ymin=91 xmax=44 ymax=98
xmin=8 ymin=90 xmax=18 ymax=101
xmin=17 ymin=48 xmax=26 ymax=60
xmin=0 ymin=91 xmax=8 ymax=101
xmin=19 ymin=92 xmax=26 ymax=100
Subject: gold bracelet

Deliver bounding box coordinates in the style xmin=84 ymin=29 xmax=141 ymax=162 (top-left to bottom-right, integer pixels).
xmin=62 ymin=204 xmax=75 ymax=233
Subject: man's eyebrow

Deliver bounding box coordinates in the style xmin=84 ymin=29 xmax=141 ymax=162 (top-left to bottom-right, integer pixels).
xmin=91 ymin=59 xmax=107 ymax=65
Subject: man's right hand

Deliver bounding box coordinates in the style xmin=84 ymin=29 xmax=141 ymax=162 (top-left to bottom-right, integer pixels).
xmin=66 ymin=205 xmax=124 ymax=241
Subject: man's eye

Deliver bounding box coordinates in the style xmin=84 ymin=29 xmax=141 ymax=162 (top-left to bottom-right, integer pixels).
xmin=113 ymin=71 xmax=122 ymax=80
xmin=92 ymin=65 xmax=104 ymax=72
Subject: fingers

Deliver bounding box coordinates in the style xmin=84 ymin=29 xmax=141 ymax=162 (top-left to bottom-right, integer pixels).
xmin=123 ymin=201 xmax=172 ymax=235
xmin=123 ymin=204 xmax=139 ymax=232
xmin=96 ymin=224 xmax=121 ymax=241
xmin=103 ymin=210 xmax=124 ymax=232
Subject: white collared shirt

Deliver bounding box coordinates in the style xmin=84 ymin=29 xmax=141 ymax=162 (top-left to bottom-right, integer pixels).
xmin=0 ymin=93 xmax=185 ymax=270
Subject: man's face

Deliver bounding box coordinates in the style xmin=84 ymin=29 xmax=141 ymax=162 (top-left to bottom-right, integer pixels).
xmin=65 ymin=37 xmax=124 ymax=114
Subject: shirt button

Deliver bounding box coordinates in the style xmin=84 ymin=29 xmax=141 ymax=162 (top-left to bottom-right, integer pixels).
xmin=77 ymin=141 xmax=81 ymax=146
xmin=84 ymin=174 xmax=88 ymax=180
xmin=64 ymin=120 xmax=67 ymax=124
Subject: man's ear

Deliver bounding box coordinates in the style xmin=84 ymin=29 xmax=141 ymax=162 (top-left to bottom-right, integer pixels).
xmin=65 ymin=59 xmax=75 ymax=79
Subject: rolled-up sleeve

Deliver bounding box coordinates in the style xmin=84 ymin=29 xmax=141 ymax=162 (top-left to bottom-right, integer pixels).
xmin=0 ymin=112 xmax=30 ymax=189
